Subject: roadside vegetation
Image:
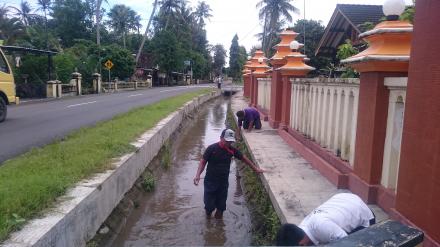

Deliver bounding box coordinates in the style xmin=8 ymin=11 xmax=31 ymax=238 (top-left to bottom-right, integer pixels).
xmin=0 ymin=89 xmax=211 ymax=241
xmin=226 ymin=108 xmax=281 ymax=246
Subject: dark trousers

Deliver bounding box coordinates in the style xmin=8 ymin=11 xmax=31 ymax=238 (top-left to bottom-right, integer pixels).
xmin=204 ymin=179 xmax=229 ymax=213
xmin=242 ymin=117 xmax=262 ymax=130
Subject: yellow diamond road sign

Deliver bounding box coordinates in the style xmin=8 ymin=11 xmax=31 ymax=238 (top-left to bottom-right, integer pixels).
xmin=104 ymin=60 xmax=114 ymax=70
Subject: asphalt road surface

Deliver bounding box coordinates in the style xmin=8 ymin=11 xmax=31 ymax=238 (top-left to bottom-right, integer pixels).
xmin=0 ymin=85 xmax=214 ymax=164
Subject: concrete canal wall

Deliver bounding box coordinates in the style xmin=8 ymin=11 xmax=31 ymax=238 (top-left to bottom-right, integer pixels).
xmin=2 ymin=91 xmax=220 ymax=247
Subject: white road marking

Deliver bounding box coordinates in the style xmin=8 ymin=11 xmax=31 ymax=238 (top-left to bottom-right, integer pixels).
xmin=128 ymin=94 xmax=143 ymax=97
xmin=66 ymin=101 xmax=97 ymax=108
xmin=158 ymin=85 xmax=212 ymax=93
xmin=159 ymin=87 xmax=189 ymax=93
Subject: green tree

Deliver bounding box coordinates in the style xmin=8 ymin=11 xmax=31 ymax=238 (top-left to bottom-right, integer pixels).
xmin=212 ymin=44 xmax=226 ymax=76
xmin=150 ymin=30 xmax=184 ymax=84
xmin=336 ymin=40 xmax=358 ymax=78
xmin=107 ymin=4 xmax=139 ymax=49
xmin=0 ymin=10 xmax=25 ymax=45
xmin=101 ymin=44 xmax=135 ymax=80
xmin=400 ymin=0 xmax=415 ymax=23
xmin=257 ymin=0 xmax=298 ymax=55
xmin=36 ymin=0 xmax=51 ymax=48
xmin=229 ymin=34 xmax=241 ymax=80
xmin=194 ymin=1 xmax=212 ymax=27
xmin=157 ymin=0 xmax=184 ymax=30
xmin=136 ymin=0 xmax=159 ymax=65
xmin=292 ymin=20 xmax=331 ymax=76
xmin=51 ymin=0 xmax=92 ymax=47
xmin=11 ymin=1 xmax=33 ymax=27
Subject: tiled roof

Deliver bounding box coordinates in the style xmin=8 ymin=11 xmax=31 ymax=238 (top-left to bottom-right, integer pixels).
xmin=337 ymin=4 xmax=384 ymax=27
xmin=315 ymin=4 xmax=385 ymax=56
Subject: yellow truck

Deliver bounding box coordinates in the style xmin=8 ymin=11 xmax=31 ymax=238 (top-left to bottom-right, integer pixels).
xmin=0 ymin=47 xmax=17 ymax=122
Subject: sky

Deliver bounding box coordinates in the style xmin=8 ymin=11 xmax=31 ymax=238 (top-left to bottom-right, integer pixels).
xmin=5 ymin=0 xmax=413 ymax=53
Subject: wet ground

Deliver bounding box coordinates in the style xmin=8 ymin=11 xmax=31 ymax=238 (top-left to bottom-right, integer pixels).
xmin=110 ymin=97 xmax=252 ymax=246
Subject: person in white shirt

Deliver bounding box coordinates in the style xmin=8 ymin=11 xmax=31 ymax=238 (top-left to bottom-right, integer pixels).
xmin=276 ymin=193 xmax=376 ymax=246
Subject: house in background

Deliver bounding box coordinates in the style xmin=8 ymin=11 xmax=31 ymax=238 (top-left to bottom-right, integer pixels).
xmin=315 ymin=4 xmax=384 ymax=58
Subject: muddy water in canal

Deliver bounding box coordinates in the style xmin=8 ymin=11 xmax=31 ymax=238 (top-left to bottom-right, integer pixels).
xmin=111 ymin=98 xmax=252 ymax=246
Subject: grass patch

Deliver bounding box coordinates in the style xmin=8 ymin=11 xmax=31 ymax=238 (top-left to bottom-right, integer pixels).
xmin=160 ymin=140 xmax=172 ymax=170
xmin=0 ymin=89 xmax=212 ymax=241
xmin=227 ymin=107 xmax=281 ymax=246
xmin=141 ymin=171 xmax=155 ymax=192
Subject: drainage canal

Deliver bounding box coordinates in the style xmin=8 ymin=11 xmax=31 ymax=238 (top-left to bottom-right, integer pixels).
xmin=103 ymin=97 xmax=252 ymax=246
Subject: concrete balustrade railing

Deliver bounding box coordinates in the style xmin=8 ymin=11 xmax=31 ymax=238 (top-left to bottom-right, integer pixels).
xmin=289 ymin=78 xmax=360 ymax=165
xmin=381 ymin=77 xmax=407 ymax=190
xmin=257 ymin=78 xmax=271 ymax=112
xmin=102 ymin=80 xmax=152 ymax=92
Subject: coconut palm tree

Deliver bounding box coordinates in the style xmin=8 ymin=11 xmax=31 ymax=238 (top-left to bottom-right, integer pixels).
xmin=158 ymin=0 xmax=185 ymax=30
xmin=193 ymin=1 xmax=212 ymax=26
xmin=256 ymin=0 xmax=298 ymax=55
xmin=11 ymin=1 xmax=33 ymax=26
xmin=36 ymin=0 xmax=51 ymax=49
xmin=0 ymin=17 xmax=25 ymax=45
xmin=136 ymin=0 xmax=159 ymax=65
xmin=107 ymin=4 xmax=138 ymax=49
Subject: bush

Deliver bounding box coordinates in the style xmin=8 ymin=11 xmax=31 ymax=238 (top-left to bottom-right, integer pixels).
xmin=53 ymin=53 xmax=76 ymax=83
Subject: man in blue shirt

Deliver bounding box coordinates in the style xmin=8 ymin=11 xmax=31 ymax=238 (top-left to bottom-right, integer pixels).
xmin=236 ymin=107 xmax=262 ymax=137
xmin=193 ymin=129 xmax=265 ymax=219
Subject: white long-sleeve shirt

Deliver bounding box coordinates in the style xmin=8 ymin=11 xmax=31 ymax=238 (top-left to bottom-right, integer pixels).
xmin=299 ymin=193 xmax=374 ymax=245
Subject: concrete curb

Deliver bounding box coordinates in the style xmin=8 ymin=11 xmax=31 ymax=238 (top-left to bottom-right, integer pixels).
xmin=2 ymin=91 xmax=220 ymax=247
xmin=229 ymin=100 xmax=289 ymax=224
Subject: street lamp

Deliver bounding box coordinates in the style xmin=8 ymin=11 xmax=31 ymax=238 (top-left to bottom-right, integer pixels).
xmin=383 ymin=0 xmax=406 ymax=20
xmin=258 ymin=57 xmax=264 ymax=64
xmin=290 ymin=40 xmax=300 ymax=51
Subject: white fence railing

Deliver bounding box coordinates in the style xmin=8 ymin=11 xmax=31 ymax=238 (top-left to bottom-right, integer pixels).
xmin=290 ymin=78 xmax=360 ymax=165
xmin=381 ymin=77 xmax=407 ymax=190
xmin=257 ymin=78 xmax=271 ymax=112
xmin=102 ymin=80 xmax=152 ymax=91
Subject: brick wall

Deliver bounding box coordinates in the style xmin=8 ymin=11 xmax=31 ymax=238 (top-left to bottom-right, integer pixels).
xmin=395 ymin=0 xmax=440 ymax=244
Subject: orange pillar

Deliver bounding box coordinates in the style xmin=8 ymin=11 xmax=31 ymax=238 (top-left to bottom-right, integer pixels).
xmin=269 ymin=30 xmax=297 ymax=128
xmin=342 ymin=19 xmax=412 ymax=202
xmin=278 ymin=41 xmax=314 ymax=130
xmin=247 ymin=50 xmax=269 ymax=108
xmin=243 ymin=74 xmax=250 ymax=97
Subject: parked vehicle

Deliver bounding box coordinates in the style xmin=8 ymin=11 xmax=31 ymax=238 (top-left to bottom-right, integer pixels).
xmin=0 ymin=47 xmax=17 ymax=122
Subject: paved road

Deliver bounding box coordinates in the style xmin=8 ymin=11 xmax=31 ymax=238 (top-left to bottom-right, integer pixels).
xmin=0 ymin=85 xmax=214 ymax=164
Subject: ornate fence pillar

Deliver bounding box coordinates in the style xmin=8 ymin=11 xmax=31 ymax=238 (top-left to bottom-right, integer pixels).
xmin=269 ymin=30 xmax=297 ymax=128
xmin=92 ymin=73 xmax=102 ymax=94
xmin=242 ymin=60 xmax=251 ymax=98
xmin=71 ymin=72 xmax=82 ymax=96
xmin=277 ymin=40 xmax=314 ymax=130
xmin=247 ymin=49 xmax=269 ymax=108
xmin=342 ymin=3 xmax=412 ymax=202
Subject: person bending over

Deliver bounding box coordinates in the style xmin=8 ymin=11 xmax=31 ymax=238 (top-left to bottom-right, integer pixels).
xmin=236 ymin=107 xmax=262 ymax=137
xmin=193 ymin=129 xmax=265 ymax=219
xmin=276 ymin=193 xmax=376 ymax=246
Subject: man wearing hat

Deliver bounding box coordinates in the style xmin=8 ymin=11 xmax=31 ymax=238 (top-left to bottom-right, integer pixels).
xmin=193 ymin=128 xmax=265 ymax=219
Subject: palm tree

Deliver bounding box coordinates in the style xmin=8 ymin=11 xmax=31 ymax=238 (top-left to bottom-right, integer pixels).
xmin=158 ymin=0 xmax=184 ymax=30
xmin=95 ymin=0 xmax=103 ymax=47
xmin=107 ymin=4 xmax=137 ymax=49
xmin=0 ymin=17 xmax=25 ymax=45
xmin=135 ymin=0 xmax=159 ymax=65
xmin=194 ymin=1 xmax=212 ymax=26
xmin=256 ymin=0 xmax=298 ymax=55
xmin=11 ymin=1 xmax=33 ymax=26
xmin=36 ymin=0 xmax=51 ymax=49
